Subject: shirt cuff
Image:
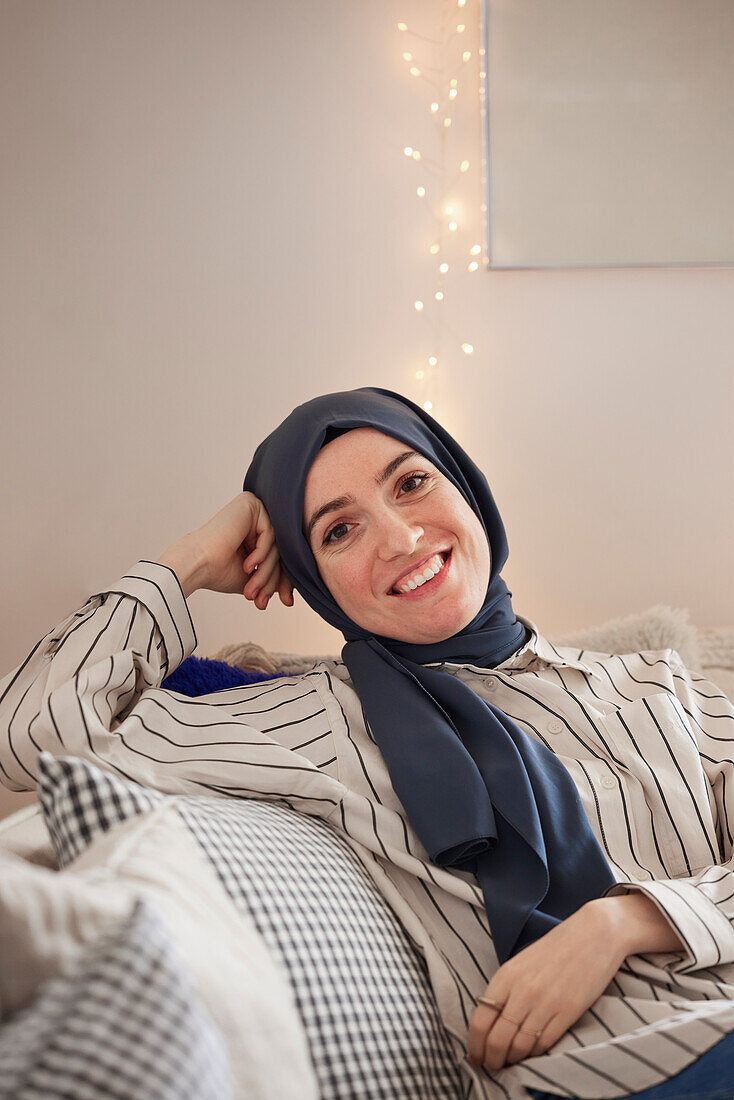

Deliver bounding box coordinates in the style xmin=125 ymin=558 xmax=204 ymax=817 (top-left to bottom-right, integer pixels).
xmin=89 ymin=559 xmax=198 ymax=672
xmin=603 ymin=877 xmax=734 ymax=973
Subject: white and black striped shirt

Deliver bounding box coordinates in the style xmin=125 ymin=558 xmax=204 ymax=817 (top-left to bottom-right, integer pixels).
xmin=2 ymin=559 xmax=734 ymax=1100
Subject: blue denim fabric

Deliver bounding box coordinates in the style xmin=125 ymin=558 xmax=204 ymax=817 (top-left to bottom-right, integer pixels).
xmin=528 ymin=1028 xmax=734 ymax=1100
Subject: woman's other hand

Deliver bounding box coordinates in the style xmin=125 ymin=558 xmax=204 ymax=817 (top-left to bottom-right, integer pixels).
xmin=466 ymin=899 xmax=626 ymax=1073
xmin=158 ymin=492 xmax=295 ymax=609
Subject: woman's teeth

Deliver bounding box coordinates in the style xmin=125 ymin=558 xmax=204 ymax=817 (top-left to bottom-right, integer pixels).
xmin=394 ymin=552 xmax=446 ymax=594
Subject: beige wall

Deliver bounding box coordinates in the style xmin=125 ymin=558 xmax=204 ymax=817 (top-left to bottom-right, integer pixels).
xmin=2 ymin=0 xmax=732 ymax=819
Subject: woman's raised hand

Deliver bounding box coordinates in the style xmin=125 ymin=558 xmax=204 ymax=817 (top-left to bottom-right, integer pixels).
xmin=157 ymin=491 xmax=294 ymax=609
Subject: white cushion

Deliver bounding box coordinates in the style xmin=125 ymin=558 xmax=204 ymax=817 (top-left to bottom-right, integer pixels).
xmin=0 ymin=803 xmax=318 ymax=1100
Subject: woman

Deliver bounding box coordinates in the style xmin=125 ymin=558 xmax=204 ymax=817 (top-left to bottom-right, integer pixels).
xmin=2 ymin=386 xmax=734 ymax=1100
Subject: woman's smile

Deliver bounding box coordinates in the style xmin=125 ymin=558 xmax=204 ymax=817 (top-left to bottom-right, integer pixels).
xmin=386 ymin=548 xmax=452 ymax=598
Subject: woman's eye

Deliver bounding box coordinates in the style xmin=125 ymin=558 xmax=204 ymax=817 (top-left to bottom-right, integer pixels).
xmin=322 ymin=521 xmax=352 ymax=545
xmin=399 ymin=472 xmax=429 ymax=494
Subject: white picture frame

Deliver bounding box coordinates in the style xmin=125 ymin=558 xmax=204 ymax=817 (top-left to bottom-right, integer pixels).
xmin=479 ymin=0 xmax=734 ymax=269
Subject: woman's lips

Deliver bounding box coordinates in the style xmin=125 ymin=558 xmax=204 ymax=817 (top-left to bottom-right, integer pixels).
xmin=388 ymin=549 xmax=452 ymax=599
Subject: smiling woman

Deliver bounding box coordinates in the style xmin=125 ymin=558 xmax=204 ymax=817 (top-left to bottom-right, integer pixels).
xmin=242 ymin=385 xmax=616 ymax=967
xmin=302 ymin=427 xmax=491 ymax=644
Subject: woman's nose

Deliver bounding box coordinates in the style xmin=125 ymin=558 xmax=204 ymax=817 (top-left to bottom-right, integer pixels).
xmin=375 ymin=512 xmax=424 ymax=559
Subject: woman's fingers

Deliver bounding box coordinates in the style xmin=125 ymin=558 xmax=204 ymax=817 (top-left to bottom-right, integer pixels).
xmin=468 ymin=996 xmax=551 ymax=1071
xmin=244 ymin=542 xmax=281 ymax=608
xmin=467 ymin=1000 xmax=501 ymax=1066
xmin=258 ymin=559 xmax=283 ymax=605
xmin=240 ymin=502 xmax=293 ymax=610
xmin=243 ymin=522 xmax=275 ymax=573
xmin=484 ymin=1011 xmax=544 ymax=1069
xmin=277 ymin=570 xmax=295 ymax=607
xmin=253 ymin=565 xmax=294 ymax=611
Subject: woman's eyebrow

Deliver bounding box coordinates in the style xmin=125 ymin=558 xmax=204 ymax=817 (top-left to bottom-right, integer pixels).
xmin=305 ymin=450 xmax=421 ymax=542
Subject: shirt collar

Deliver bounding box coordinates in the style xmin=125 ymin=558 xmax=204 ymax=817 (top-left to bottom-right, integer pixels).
xmin=434 ymin=613 xmax=602 ymax=680
xmin=501 ymin=614 xmax=601 ymax=677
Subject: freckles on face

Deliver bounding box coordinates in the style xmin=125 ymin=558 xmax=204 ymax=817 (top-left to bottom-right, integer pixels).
xmin=302 ymin=427 xmax=491 ymax=644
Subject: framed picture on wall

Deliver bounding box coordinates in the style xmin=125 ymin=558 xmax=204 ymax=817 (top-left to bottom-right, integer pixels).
xmin=479 ymin=0 xmax=734 ymax=269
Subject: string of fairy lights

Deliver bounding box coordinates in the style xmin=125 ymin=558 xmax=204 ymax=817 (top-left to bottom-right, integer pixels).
xmin=397 ymin=0 xmax=485 ymax=415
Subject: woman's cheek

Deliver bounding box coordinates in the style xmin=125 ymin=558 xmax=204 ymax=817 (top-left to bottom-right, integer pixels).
xmin=330 ymin=563 xmax=364 ymax=608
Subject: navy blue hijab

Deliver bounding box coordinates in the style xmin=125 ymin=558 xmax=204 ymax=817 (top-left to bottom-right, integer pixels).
xmin=243 ymin=387 xmax=615 ymax=963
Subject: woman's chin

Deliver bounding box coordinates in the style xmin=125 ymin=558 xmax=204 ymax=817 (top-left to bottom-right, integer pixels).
xmin=342 ymin=584 xmax=480 ymax=644
xmin=378 ymin=604 xmax=476 ymax=644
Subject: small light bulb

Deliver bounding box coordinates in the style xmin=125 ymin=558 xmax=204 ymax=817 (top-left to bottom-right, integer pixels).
xmin=416 ymin=369 xmax=425 ymax=380
xmin=443 ymin=117 xmax=452 ymax=128
xmin=430 ymin=102 xmax=439 ymax=113
xmin=468 ymin=261 xmax=479 ymax=271
xmin=457 ymin=23 xmax=465 ymax=32
xmin=403 ymin=146 xmax=413 ymax=156
xmin=428 ymin=356 xmax=438 ymax=366
xmin=397 ymin=22 xmax=407 ymax=31
xmin=429 ymin=244 xmax=440 ymax=255
xmin=460 ymin=160 xmax=470 ymax=172
xmin=470 ymin=244 xmax=481 ymax=255
xmin=414 ymin=300 xmax=424 ymax=311
xmin=462 ymin=51 xmax=471 ymax=62
xmin=435 ymin=291 xmax=444 ymax=301
xmin=448 ymin=220 xmax=457 ymax=231
xmin=402 ymin=51 xmax=412 ymax=61
xmin=443 ymin=203 xmax=455 ymax=216
xmin=412 ymin=150 xmax=421 ymax=160
xmin=439 ymin=262 xmax=449 ymax=273
xmin=458 ymin=0 xmax=466 ymax=7
xmin=480 ymin=70 xmax=486 ymax=79
xmin=461 ymin=343 xmax=474 ymax=355
xmin=410 ymin=66 xmax=420 ymax=76
xmin=450 ymin=78 xmax=458 ymax=87
xmin=416 ymin=185 xmax=426 ymax=197
xmin=423 ymin=400 xmax=433 ymax=412
xmin=449 ymin=88 xmax=457 ymax=99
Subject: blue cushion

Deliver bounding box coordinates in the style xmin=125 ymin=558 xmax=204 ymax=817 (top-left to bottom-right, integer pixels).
xmin=161 ymin=655 xmax=283 ymax=697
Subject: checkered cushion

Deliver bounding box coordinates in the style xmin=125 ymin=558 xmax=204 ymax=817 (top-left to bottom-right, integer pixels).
xmin=0 ymin=895 xmax=233 ymax=1099
xmin=36 ymin=753 xmax=464 ymax=1099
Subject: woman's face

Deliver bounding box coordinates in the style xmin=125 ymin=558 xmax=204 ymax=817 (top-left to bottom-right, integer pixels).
xmin=302 ymin=427 xmax=491 ymax=643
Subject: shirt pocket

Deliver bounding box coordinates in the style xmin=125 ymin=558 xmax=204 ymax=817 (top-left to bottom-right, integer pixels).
xmin=599 ymin=692 xmax=721 ymax=879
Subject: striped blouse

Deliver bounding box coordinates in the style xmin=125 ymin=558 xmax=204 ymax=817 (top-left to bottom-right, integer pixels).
xmin=2 ymin=558 xmax=734 ymax=1100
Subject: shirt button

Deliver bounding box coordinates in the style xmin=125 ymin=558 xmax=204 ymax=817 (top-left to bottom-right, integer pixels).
xmin=547 ymin=719 xmax=564 ymax=734
xmin=485 ymin=677 xmax=498 ymax=691
xmin=601 ymin=776 xmax=616 ymax=789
